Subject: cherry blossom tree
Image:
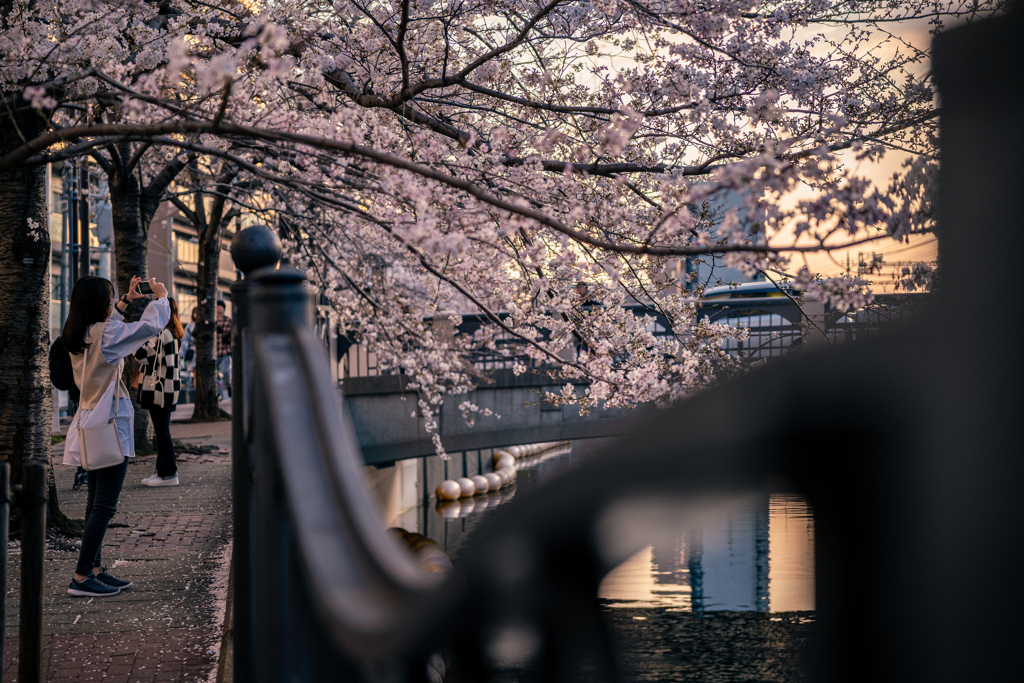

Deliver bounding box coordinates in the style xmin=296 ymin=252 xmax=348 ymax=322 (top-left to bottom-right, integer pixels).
xmin=0 ymin=72 xmax=55 ymax=521
xmin=0 ymin=0 xmax=1007 ymax=458
xmin=165 ymin=162 xmax=241 ymax=421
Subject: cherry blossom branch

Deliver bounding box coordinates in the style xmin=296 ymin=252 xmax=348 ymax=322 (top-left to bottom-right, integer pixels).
xmin=396 ymin=0 xmax=412 ymax=94
xmin=459 ymin=80 xmax=695 ymax=117
xmin=0 ymin=119 xmax=906 ymax=257
xmin=392 ymin=0 xmax=566 ymax=104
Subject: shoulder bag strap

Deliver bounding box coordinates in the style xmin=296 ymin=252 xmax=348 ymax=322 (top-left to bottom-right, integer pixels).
xmin=152 ymin=334 xmax=165 ymax=389
xmin=110 ymin=363 xmax=120 ymax=420
xmin=83 ymin=329 xmax=120 ymax=420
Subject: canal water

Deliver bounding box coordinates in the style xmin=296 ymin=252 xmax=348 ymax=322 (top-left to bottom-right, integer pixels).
xmin=600 ymin=493 xmax=814 ymax=612
xmin=421 ymin=442 xmax=817 ymax=682
xmin=422 ymin=442 xmax=815 ymax=614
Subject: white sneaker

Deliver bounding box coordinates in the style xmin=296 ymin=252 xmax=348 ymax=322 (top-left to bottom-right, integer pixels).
xmin=142 ymin=474 xmax=179 ymax=487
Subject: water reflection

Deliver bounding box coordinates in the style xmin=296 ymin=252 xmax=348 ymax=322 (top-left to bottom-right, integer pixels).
xmin=599 ymin=494 xmax=814 ymax=612
xmin=767 ymin=494 xmax=815 ymax=612
xmin=420 ymin=444 xmax=814 ymax=614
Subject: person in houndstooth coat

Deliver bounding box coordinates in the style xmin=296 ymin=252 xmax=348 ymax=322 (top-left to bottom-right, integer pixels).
xmin=135 ymin=298 xmax=184 ymax=487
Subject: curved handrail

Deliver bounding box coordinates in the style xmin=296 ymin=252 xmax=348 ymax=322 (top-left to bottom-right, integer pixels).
xmin=253 ymin=327 xmax=439 ymax=655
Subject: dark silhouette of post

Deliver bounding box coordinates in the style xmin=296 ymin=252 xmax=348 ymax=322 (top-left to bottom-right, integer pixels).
xmin=248 ymin=265 xmax=313 ymax=683
xmin=228 ymin=225 xmax=282 ymax=683
xmin=0 ymin=463 xmax=9 ymax=676
xmin=18 ymin=462 xmax=47 ymax=683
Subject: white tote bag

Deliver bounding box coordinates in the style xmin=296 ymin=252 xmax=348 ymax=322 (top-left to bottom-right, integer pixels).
xmin=78 ymin=344 xmax=126 ymax=471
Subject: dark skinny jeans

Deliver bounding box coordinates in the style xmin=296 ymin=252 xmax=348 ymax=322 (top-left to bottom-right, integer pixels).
xmin=148 ymin=404 xmax=178 ymax=477
xmin=76 ymin=458 xmax=129 ymax=576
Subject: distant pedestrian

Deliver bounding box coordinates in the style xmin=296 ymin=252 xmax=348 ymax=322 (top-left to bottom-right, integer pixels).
xmin=216 ymin=301 xmax=232 ymax=400
xmin=180 ymin=307 xmax=198 ymax=397
xmin=136 ymin=297 xmax=184 ymax=488
xmin=63 ymin=275 xmax=169 ymax=597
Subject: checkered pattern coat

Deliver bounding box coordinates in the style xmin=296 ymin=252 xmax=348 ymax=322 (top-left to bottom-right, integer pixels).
xmin=134 ymin=329 xmax=181 ymax=410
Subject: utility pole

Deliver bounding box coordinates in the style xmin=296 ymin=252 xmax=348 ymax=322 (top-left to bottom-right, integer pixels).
xmin=69 ymin=162 xmax=78 ymax=284
xmin=59 ymin=165 xmax=69 ymax=323
xmin=78 ymin=161 xmax=89 ymax=280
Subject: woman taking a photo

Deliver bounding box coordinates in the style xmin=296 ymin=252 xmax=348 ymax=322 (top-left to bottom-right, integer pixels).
xmin=136 ymin=297 xmax=184 ymax=487
xmin=63 ymin=275 xmax=170 ymax=598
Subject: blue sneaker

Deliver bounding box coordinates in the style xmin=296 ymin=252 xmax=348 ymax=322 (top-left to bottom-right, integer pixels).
xmin=68 ymin=575 xmax=120 ymax=597
xmin=93 ymin=569 xmax=131 ymax=590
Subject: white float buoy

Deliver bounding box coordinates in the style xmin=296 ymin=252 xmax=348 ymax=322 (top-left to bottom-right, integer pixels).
xmin=436 ymin=480 xmax=462 ymax=501
xmin=456 ymin=477 xmax=477 ymax=497
xmin=483 ymin=472 xmax=502 ymax=490
xmin=470 ymin=475 xmax=490 ymax=494
xmin=495 ymin=453 xmax=515 ymax=469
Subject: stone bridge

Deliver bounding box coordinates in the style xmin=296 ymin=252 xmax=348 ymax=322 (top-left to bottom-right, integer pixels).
xmin=332 ymin=293 xmax=920 ymax=465
xmin=344 ymin=369 xmax=638 ymax=465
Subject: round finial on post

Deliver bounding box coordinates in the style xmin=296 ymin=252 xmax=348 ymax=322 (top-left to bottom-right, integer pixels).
xmin=231 ymin=224 xmax=283 ymax=276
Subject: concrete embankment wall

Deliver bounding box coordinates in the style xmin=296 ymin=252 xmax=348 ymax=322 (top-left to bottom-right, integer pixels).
xmin=361 ymin=447 xmax=500 ymax=540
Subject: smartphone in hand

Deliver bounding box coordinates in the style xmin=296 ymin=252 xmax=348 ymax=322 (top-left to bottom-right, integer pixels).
xmin=138 ymin=281 xmax=154 ymax=296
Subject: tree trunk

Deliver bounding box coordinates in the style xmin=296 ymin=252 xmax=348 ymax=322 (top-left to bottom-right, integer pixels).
xmin=0 ymin=96 xmax=73 ymax=532
xmin=107 ymin=161 xmax=155 ymax=454
xmin=192 ymin=227 xmax=222 ymax=420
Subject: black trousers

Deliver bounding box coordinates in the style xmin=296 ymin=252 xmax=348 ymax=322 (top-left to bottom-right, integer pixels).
xmin=76 ymin=458 xmax=128 ymax=575
xmin=148 ymin=404 xmax=178 ymax=477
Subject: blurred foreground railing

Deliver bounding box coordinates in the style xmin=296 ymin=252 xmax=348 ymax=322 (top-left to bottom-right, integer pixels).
xmin=228 ymin=12 xmax=1021 ymax=682
xmin=0 ymin=460 xmax=48 ymax=683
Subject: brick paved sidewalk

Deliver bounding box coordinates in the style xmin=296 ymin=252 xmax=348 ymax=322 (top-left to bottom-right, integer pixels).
xmin=4 ymin=424 xmax=233 ymax=683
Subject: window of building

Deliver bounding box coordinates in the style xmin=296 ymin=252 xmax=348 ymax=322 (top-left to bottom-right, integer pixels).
xmin=175 ymin=232 xmax=199 ymax=265
xmin=176 ymin=284 xmax=197 ymax=320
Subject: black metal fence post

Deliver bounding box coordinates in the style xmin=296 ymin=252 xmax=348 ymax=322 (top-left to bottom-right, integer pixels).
xmin=18 ymin=462 xmax=47 ymax=683
xmin=0 ymin=463 xmax=9 ymax=674
xmin=228 ymin=225 xmax=283 ymax=683
xmin=248 ymin=266 xmax=312 ymax=683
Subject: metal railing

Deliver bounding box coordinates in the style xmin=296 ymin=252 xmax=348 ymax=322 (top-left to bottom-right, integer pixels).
xmin=0 ymin=461 xmax=49 ymax=683
xmin=325 ymin=294 xmax=925 ymax=380
xmin=228 ymin=12 xmax=1021 ymax=682
xmin=229 ymin=255 xmax=443 ymax=681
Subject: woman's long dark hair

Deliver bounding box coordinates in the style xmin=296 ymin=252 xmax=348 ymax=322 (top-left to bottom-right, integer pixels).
xmin=62 ymin=276 xmax=116 ymax=355
xmin=167 ymin=298 xmax=184 ymax=340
